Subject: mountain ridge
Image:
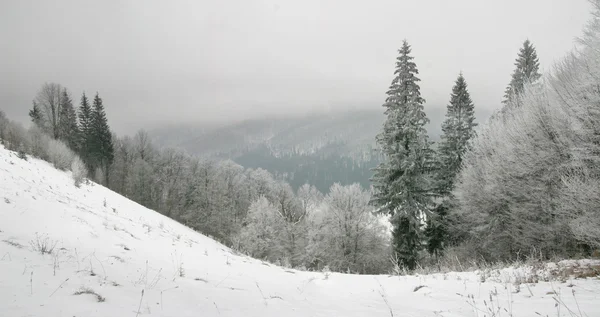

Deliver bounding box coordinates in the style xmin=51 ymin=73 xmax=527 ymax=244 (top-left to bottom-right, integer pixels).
xmin=147 ymin=109 xmax=446 ymax=192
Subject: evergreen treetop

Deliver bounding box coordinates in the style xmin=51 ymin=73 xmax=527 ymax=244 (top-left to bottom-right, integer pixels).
xmin=503 ymin=39 xmax=541 ymax=106
xmin=425 ymin=73 xmax=478 ymax=257
xmin=78 ymin=92 xmax=92 ymax=136
xmin=58 ymin=88 xmax=80 ymax=151
xmin=438 ymin=73 xmax=477 ymax=193
xmin=29 ymin=101 xmax=44 ymax=128
xmin=91 ymin=93 xmax=115 ymax=180
xmin=78 ymin=92 xmax=94 ymax=173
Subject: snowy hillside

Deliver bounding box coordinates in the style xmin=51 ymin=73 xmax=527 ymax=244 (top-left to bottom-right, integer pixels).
xmin=1 ymin=145 xmax=599 ymax=317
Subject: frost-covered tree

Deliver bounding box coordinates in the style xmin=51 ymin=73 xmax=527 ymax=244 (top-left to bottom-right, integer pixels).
xmin=129 ymin=157 xmax=155 ymax=207
xmin=273 ymin=182 xmax=308 ymax=266
xmin=32 ymin=83 xmax=63 ymax=139
xmin=47 ymin=139 xmax=75 ymax=171
xmin=133 ymin=130 xmax=153 ymax=161
xmin=370 ymin=40 xmax=434 ymax=270
xmin=456 ymin=89 xmax=575 ymax=260
xmin=107 ymin=135 xmax=135 ymax=195
xmin=215 ymin=160 xmax=250 ymax=234
xmin=237 ymin=197 xmax=286 ymax=261
xmin=28 ymin=125 xmax=50 ymax=160
xmin=454 ymin=9 xmax=600 ymax=259
xmin=180 ymin=159 xmax=252 ymax=245
xmin=246 ymin=168 xmax=279 ymax=202
xmin=71 ymin=156 xmax=87 ymax=187
xmin=181 ymin=160 xmax=218 ymax=234
xmin=548 ymin=6 xmax=600 ymax=249
xmin=155 ymin=148 xmax=187 ymax=218
xmin=308 ymin=183 xmax=389 ymax=273
xmin=1 ymin=113 xmax=30 ymax=153
xmin=503 ymin=40 xmax=541 ymax=106
xmin=297 ymin=183 xmax=323 ymax=215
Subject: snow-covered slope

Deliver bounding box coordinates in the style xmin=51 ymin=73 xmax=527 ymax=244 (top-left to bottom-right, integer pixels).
xmin=1 ymin=145 xmax=599 ymax=317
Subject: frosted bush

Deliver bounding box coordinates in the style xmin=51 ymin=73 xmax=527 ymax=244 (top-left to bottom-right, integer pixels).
xmin=28 ymin=126 xmax=50 ymax=160
xmin=71 ymin=156 xmax=87 ymax=187
xmin=47 ymin=139 xmax=74 ymax=170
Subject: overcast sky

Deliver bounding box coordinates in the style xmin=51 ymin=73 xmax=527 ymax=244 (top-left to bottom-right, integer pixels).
xmin=0 ymin=0 xmax=592 ymax=135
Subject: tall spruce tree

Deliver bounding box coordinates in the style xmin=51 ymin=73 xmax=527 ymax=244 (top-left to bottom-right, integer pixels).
xmin=503 ymin=39 xmax=541 ymax=106
xmin=437 ymin=73 xmax=477 ymax=193
xmin=57 ymin=89 xmax=80 ymax=151
xmin=90 ymin=93 xmax=114 ymax=185
xmin=370 ymin=40 xmax=434 ymax=270
xmin=78 ymin=92 xmax=94 ymax=174
xmin=425 ymin=73 xmax=477 ymax=256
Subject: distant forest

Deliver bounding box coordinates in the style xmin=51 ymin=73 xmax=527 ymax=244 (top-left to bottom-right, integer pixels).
xmin=235 ymin=145 xmax=378 ymax=192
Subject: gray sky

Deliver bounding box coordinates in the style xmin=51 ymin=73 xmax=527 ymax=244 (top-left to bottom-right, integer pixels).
xmin=0 ymin=0 xmax=592 ymax=135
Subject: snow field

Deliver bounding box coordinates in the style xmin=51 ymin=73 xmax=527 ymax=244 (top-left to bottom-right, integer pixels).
xmin=1 ymin=145 xmax=599 ymax=317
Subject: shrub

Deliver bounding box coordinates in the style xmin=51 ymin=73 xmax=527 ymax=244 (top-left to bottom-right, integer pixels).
xmin=71 ymin=156 xmax=87 ymax=187
xmin=17 ymin=146 xmax=28 ymax=160
xmin=4 ymin=122 xmax=28 ymax=152
xmin=28 ymin=126 xmax=50 ymax=160
xmin=29 ymin=233 xmax=58 ymax=255
xmin=47 ymin=139 xmax=75 ymax=170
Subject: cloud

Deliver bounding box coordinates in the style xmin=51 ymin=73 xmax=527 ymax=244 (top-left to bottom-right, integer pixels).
xmin=0 ymin=0 xmax=591 ymax=134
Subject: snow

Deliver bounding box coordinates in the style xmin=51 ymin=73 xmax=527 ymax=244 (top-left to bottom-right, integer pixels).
xmin=1 ymin=145 xmax=599 ymax=317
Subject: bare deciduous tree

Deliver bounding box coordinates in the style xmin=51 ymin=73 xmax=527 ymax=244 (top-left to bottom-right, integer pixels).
xmin=34 ymin=83 xmax=63 ymax=139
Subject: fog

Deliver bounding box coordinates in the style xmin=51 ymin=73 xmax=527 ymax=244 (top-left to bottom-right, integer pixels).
xmin=0 ymin=0 xmax=591 ymax=134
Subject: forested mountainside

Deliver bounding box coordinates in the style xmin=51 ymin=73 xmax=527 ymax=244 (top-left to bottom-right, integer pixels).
xmin=149 ymin=110 xmax=387 ymax=192
xmin=235 ymin=144 xmax=377 ymax=191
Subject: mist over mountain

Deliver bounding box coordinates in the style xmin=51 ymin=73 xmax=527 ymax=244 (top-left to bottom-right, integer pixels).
xmin=151 ymin=110 xmax=380 ymax=156
xmin=148 ymin=109 xmax=445 ymax=192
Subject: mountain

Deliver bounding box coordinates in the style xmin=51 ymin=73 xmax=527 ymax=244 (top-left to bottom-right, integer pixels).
xmin=149 ymin=109 xmax=386 ymax=192
xmin=150 ymin=109 xmax=384 ymax=158
xmin=1 ymin=144 xmax=599 ymax=316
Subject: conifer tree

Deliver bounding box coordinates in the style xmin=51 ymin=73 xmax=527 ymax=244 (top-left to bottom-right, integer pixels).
xmin=57 ymin=89 xmax=80 ymax=151
xmin=426 ymin=73 xmax=477 ymax=256
xmin=90 ymin=93 xmax=114 ymax=185
xmin=29 ymin=101 xmax=44 ymax=128
xmin=503 ymin=39 xmax=541 ymax=106
xmin=437 ymin=73 xmax=477 ymax=193
xmin=370 ymin=40 xmax=434 ymax=270
xmin=78 ymin=92 xmax=94 ymax=173
xmin=424 ymin=201 xmax=448 ymax=257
